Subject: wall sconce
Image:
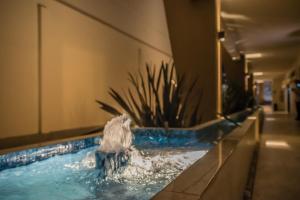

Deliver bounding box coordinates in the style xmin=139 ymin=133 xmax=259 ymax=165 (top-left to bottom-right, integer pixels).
xmin=217 ymin=31 xmax=225 ymax=42
xmin=245 ymin=73 xmax=251 ymax=78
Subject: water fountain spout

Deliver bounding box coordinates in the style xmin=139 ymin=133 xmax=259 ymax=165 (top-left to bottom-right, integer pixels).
xmin=95 ymin=114 xmax=133 ymax=178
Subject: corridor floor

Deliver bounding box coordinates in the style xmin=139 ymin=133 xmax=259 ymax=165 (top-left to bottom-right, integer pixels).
xmin=253 ymin=113 xmax=300 ymax=200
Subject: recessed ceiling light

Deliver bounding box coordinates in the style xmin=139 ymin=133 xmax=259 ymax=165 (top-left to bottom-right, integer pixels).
xmin=221 ymin=12 xmax=251 ymax=21
xmin=265 ymin=140 xmax=290 ymax=149
xmin=253 ymin=72 xmax=264 ymax=76
xmin=265 ymin=117 xmax=276 ymax=121
xmin=255 ymin=80 xmax=264 ymax=84
xmin=245 ymin=53 xmax=262 ymax=59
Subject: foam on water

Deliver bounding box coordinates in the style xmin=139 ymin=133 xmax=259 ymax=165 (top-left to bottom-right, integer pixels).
xmin=0 ymin=146 xmax=207 ymax=200
xmin=95 ymin=115 xmax=206 ymax=184
xmin=108 ymin=148 xmax=207 ymax=184
xmin=0 ymin=115 xmax=209 ymax=199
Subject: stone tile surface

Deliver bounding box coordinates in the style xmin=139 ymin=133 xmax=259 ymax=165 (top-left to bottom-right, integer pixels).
xmin=253 ymin=113 xmax=300 ymax=200
xmin=152 ymin=191 xmax=200 ymax=200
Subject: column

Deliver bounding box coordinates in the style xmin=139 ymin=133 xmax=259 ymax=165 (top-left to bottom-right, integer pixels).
xmin=164 ymin=0 xmax=221 ymax=122
xmin=222 ymin=46 xmax=246 ymax=90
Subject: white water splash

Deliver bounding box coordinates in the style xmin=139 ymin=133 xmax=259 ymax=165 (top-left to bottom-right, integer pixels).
xmin=99 ymin=114 xmax=133 ymax=153
xmin=64 ymin=152 xmax=96 ymax=170
xmin=107 ymin=149 xmax=207 ymax=184
xmin=93 ymin=114 xmax=207 ymax=183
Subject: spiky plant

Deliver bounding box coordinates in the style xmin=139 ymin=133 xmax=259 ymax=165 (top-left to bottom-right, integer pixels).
xmin=96 ymin=62 xmax=202 ymax=128
xmin=222 ymin=81 xmax=255 ymax=115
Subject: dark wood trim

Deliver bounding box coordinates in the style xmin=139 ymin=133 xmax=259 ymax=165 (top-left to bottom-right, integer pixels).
xmin=37 ymin=4 xmax=46 ymax=134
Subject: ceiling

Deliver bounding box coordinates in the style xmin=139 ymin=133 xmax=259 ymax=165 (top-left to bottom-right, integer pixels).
xmin=221 ymin=0 xmax=300 ymax=80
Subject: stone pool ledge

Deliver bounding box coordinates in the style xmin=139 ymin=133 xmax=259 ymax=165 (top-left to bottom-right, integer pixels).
xmin=0 ymin=126 xmax=103 ymax=155
xmin=152 ymin=110 xmax=262 ymax=200
xmin=0 ymin=110 xmax=249 ymax=156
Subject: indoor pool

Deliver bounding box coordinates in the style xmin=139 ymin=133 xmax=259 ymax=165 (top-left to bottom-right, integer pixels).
xmin=0 ymin=113 xmax=248 ymax=200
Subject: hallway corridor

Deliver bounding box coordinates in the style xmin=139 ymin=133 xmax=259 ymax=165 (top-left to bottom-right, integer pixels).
xmin=253 ymin=113 xmax=300 ymax=200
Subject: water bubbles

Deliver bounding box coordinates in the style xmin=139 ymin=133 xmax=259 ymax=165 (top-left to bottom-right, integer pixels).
xmin=105 ymin=148 xmax=207 ymax=186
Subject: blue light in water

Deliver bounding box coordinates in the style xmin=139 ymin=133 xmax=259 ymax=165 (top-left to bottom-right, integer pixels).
xmin=0 ymin=112 xmax=248 ymax=200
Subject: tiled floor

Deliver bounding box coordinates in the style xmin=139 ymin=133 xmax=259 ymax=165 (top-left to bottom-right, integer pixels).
xmin=253 ymin=113 xmax=300 ymax=200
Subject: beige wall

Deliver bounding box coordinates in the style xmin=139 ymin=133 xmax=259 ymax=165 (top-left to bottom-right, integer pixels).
xmin=0 ymin=0 xmax=172 ymax=138
xmin=257 ymin=83 xmax=265 ymax=104
xmin=285 ymin=55 xmax=300 ymax=115
xmin=272 ymin=76 xmax=285 ymax=111
xmin=0 ymin=0 xmax=39 ymax=138
xmin=61 ymin=0 xmax=172 ymax=55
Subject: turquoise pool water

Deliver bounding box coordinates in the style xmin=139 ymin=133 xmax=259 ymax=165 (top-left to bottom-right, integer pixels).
xmin=0 ymin=114 xmax=248 ymax=200
xmin=0 ymin=145 xmax=207 ymax=200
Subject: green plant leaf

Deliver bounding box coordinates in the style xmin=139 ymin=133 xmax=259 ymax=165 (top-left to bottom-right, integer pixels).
xmin=95 ymin=100 xmax=121 ymax=116
xmin=96 ymin=62 xmax=203 ymax=128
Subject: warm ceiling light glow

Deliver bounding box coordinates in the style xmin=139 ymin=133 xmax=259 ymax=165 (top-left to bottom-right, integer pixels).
xmin=255 ymin=80 xmax=264 ymax=84
xmin=221 ymin=12 xmax=251 ymax=21
xmin=265 ymin=117 xmax=276 ymax=121
xmin=245 ymin=53 xmax=262 ymax=59
xmin=265 ymin=140 xmax=290 ymax=149
xmin=253 ymin=72 xmax=264 ymax=76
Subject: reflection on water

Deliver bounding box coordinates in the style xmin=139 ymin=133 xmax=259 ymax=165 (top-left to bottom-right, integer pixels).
xmin=0 ymin=113 xmax=248 ymax=200
xmin=0 ymin=146 xmax=207 ymax=200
